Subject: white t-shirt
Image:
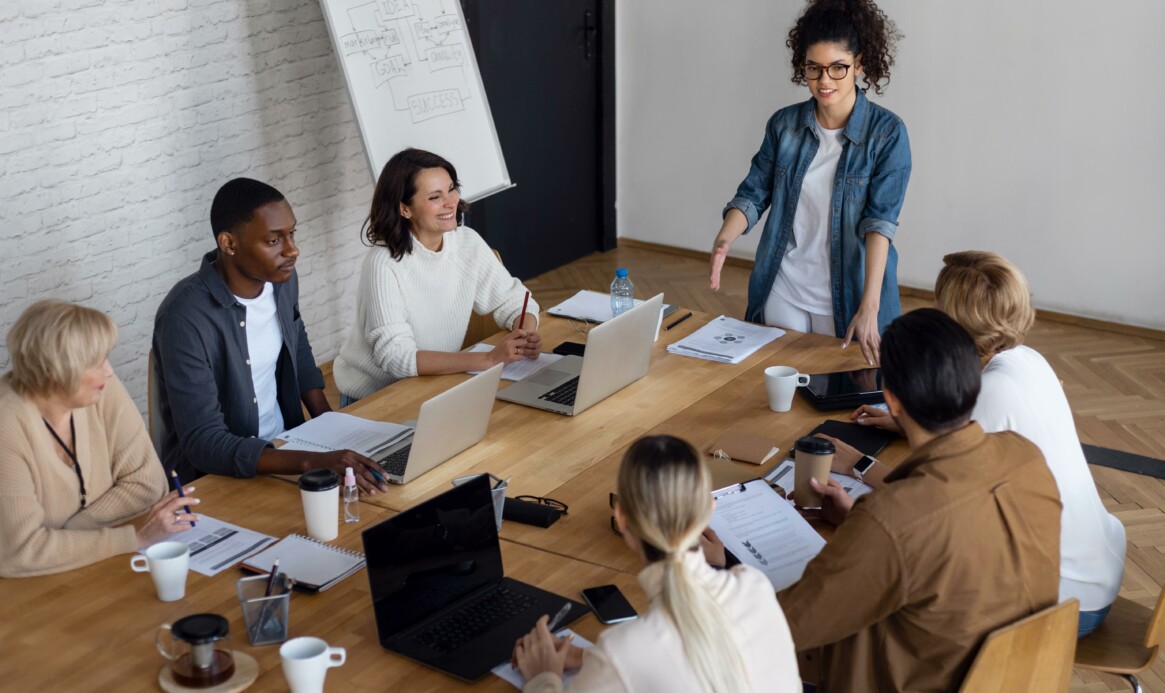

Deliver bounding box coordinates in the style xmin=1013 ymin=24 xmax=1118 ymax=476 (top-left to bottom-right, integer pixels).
xmin=768 ymin=123 xmax=843 ymax=315
xmin=974 ymin=346 xmax=1126 ymax=611
xmin=234 ymin=282 xmax=285 ymax=441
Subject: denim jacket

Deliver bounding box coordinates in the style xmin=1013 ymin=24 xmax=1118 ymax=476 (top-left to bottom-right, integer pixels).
xmin=725 ymin=89 xmax=911 ymax=336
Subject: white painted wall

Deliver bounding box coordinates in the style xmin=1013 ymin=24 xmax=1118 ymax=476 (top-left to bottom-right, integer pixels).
xmin=0 ymin=0 xmax=374 ymax=412
xmin=617 ymin=1 xmax=1165 ymax=330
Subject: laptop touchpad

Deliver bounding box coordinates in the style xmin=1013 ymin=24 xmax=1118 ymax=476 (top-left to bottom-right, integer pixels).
xmin=526 ymin=368 xmax=572 ymax=386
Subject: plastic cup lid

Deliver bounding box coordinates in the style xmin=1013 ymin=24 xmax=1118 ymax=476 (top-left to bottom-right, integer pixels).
xmin=794 ymin=436 xmax=836 ymax=454
xmin=298 ymin=468 xmax=340 ymax=492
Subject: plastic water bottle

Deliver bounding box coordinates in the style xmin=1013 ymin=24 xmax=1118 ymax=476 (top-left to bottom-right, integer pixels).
xmin=610 ymin=268 xmax=635 ymax=318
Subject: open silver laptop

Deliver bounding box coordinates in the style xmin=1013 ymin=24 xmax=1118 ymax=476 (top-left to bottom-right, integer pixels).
xmin=379 ymin=364 xmax=503 ymax=484
xmin=496 ymin=293 xmax=664 ymax=416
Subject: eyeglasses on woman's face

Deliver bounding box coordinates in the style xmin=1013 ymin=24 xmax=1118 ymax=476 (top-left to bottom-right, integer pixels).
xmin=804 ymin=63 xmax=852 ymax=81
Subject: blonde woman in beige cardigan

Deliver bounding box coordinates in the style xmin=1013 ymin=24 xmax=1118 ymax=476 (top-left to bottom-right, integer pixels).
xmin=0 ymin=300 xmax=199 ymax=577
xmin=512 ymin=435 xmax=800 ymax=693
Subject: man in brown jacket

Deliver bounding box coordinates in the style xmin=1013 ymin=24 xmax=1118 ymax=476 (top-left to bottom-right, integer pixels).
xmin=778 ymin=309 xmax=1062 ymax=692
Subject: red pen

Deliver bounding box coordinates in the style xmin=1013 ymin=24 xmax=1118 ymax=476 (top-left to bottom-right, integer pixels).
xmin=518 ymin=290 xmax=530 ymax=331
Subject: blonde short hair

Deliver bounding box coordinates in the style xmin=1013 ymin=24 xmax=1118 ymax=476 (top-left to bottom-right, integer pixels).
xmin=934 ymin=251 xmax=1035 ymax=357
xmin=6 ymin=300 xmax=118 ymax=398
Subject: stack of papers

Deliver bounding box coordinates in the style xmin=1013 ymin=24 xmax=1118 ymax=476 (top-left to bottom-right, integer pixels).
xmin=464 ymin=343 xmax=564 ymax=381
xmin=277 ymin=412 xmax=413 ymax=459
xmin=548 ymin=290 xmax=675 ymax=323
xmin=764 ymin=459 xmax=874 ymax=500
xmin=667 ymin=315 xmax=785 ymax=364
xmin=172 ymin=516 xmax=277 ymax=577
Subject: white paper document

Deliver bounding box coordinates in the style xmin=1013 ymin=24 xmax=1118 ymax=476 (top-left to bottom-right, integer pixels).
xmin=492 ymin=629 xmax=594 ymax=689
xmin=764 ymin=459 xmax=874 ymax=500
xmin=276 ymin=412 xmax=413 ymax=458
xmin=709 ymin=479 xmax=825 ymax=591
xmin=548 ymin=290 xmax=673 ymax=323
xmin=172 ymin=515 xmax=277 ymax=577
xmin=667 ymin=315 xmax=785 ymax=364
xmin=465 ymin=344 xmax=564 ymax=381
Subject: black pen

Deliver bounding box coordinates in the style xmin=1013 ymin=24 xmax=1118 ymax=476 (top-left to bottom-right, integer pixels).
xmin=665 ymin=312 xmax=693 ymax=331
xmin=170 ymin=470 xmax=196 ymax=528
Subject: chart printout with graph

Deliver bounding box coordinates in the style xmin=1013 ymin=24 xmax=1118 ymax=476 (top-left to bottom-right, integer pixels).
xmin=319 ymin=0 xmax=511 ymax=199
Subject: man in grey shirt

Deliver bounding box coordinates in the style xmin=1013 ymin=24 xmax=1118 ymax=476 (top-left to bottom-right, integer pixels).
xmin=153 ymin=178 xmax=387 ymax=494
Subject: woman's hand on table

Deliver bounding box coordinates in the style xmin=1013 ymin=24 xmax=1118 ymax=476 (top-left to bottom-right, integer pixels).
xmin=134 ymin=487 xmax=200 ymax=549
xmin=513 ymin=615 xmax=577 ymax=679
xmin=842 ymin=304 xmax=881 ymax=366
xmin=519 ymin=326 xmax=542 ymax=359
xmin=489 ymin=330 xmax=531 ymax=366
xmin=699 ymin=527 xmax=727 ymax=568
xmin=850 ymin=404 xmax=901 ymax=434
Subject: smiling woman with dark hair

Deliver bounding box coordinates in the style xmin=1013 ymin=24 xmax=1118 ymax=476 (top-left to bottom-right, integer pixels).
xmin=710 ymin=0 xmax=910 ymax=366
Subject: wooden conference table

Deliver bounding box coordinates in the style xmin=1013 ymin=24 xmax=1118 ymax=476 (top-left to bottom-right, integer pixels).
xmin=0 ymin=309 xmax=908 ymax=691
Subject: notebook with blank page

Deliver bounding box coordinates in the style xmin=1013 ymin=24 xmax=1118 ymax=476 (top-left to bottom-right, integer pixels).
xmin=242 ymin=534 xmax=366 ymax=592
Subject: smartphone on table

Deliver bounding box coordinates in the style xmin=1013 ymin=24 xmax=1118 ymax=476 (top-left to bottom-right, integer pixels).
xmin=581 ymin=584 xmax=637 ymax=625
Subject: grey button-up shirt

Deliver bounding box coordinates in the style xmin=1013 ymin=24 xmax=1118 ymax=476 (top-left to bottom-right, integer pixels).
xmin=153 ymin=250 xmax=324 ymax=480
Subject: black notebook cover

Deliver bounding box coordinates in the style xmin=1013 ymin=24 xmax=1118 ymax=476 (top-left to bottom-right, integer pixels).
xmin=806 ymin=419 xmax=897 ymax=457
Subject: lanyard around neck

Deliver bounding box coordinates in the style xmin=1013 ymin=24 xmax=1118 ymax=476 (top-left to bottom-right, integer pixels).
xmin=43 ymin=416 xmax=87 ymax=510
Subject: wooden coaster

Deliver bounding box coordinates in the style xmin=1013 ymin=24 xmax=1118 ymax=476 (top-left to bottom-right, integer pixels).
xmin=158 ymin=651 xmax=259 ymax=693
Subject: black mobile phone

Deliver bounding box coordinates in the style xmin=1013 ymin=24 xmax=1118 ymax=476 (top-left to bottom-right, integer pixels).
xmin=581 ymin=584 xmax=637 ymax=625
xmin=553 ymin=341 xmax=586 ymax=357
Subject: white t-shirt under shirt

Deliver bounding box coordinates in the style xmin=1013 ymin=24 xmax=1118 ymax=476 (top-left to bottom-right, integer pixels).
xmin=768 ymin=123 xmax=843 ymax=318
xmin=234 ymin=282 xmax=285 ymax=441
xmin=974 ymin=345 xmax=1126 ymax=611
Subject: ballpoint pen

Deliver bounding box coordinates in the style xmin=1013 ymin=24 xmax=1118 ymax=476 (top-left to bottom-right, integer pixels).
xmin=546 ymin=601 xmax=572 ymax=632
xmin=665 ymin=312 xmax=693 ymax=330
xmin=170 ymin=470 xmax=196 ymax=528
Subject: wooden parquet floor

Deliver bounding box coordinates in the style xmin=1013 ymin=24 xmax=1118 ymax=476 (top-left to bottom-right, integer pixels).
xmin=322 ymin=243 xmax=1165 ymax=690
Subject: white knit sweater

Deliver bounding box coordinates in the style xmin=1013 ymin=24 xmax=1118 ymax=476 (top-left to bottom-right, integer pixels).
xmin=334 ymin=227 xmax=539 ymax=399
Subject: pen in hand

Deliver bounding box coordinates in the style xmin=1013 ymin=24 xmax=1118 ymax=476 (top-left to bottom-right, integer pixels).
xmin=546 ymin=601 xmax=572 ymax=632
xmin=170 ymin=470 xmax=196 ymax=528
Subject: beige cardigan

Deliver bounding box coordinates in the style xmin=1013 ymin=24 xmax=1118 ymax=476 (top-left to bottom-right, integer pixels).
xmin=524 ymin=551 xmax=801 ymax=693
xmin=0 ymin=374 xmax=167 ymax=577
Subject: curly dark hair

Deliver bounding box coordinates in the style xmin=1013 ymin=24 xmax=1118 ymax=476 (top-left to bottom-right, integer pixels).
xmin=786 ymin=0 xmax=902 ymax=95
xmin=364 ymin=148 xmax=470 ymax=260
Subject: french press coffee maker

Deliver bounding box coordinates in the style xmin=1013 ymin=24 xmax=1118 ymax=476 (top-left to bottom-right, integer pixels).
xmin=156 ymin=613 xmax=236 ymax=688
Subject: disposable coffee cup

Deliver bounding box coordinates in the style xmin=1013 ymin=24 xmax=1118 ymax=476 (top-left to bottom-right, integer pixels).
xmin=764 ymin=366 xmax=811 ymax=413
xmin=793 ymin=436 xmax=835 ymax=509
xmin=280 ymin=636 xmax=346 ymax=693
xmin=299 ymin=469 xmax=340 ymax=542
xmin=131 ymin=541 xmax=190 ymax=602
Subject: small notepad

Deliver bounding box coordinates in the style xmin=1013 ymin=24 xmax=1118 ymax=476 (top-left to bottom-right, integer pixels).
xmin=242 ymin=535 xmax=366 ymax=592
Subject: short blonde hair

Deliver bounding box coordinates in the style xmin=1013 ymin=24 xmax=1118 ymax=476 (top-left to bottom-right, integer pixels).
xmin=6 ymin=300 xmax=118 ymax=398
xmin=935 ymin=251 xmax=1035 ymax=357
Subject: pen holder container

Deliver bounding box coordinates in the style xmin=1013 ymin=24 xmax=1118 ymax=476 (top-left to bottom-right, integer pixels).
xmin=237 ymin=574 xmax=291 ymax=646
xmin=452 ymin=473 xmax=506 ymax=531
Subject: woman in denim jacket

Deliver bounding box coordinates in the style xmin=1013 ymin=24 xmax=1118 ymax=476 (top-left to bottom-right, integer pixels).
xmin=709 ymin=0 xmax=910 ymax=365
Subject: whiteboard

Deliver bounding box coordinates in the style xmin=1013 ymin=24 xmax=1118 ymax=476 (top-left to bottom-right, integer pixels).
xmin=319 ymin=0 xmax=511 ymax=201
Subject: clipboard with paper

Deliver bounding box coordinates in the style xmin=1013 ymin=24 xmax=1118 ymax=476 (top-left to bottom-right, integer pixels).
xmin=709 ymin=479 xmax=826 ymax=591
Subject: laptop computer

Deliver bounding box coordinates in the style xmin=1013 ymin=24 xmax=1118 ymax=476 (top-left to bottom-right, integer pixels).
xmin=364 ymin=475 xmax=588 ymax=681
xmin=496 ymin=293 xmax=664 ymax=415
xmin=379 ymin=364 xmax=503 ymax=484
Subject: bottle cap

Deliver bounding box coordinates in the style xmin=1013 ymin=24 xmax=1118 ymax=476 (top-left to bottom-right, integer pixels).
xmin=615 ymin=268 xmax=629 ymax=278
xmin=344 ymin=467 xmax=356 ymax=487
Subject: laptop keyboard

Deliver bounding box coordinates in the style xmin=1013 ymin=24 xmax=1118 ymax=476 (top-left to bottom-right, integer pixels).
xmin=538 ymin=377 xmax=579 ymax=406
xmin=379 ymin=445 xmax=411 ymax=477
xmin=410 ymin=585 xmax=535 ymax=654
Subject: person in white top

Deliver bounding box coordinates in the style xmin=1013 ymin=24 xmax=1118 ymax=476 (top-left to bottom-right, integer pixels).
xmin=831 ymin=251 xmax=1126 ymax=637
xmin=512 ymin=435 xmax=801 ymax=693
xmin=334 ymin=148 xmax=541 ymax=403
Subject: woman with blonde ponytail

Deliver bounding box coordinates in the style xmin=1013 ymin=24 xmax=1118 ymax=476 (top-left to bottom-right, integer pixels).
xmin=512 ymin=435 xmax=800 ymax=692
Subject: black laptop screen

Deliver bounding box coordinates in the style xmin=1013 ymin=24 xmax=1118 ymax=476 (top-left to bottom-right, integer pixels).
xmin=805 ymin=367 xmax=883 ymax=398
xmin=363 ymin=475 xmax=503 ymax=637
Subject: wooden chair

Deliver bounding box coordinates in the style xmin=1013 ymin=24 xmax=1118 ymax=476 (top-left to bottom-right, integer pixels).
xmin=960 ymin=599 xmax=1079 ymax=693
xmin=461 ymin=249 xmax=507 ymax=349
xmin=1074 ymin=587 xmax=1165 ymax=693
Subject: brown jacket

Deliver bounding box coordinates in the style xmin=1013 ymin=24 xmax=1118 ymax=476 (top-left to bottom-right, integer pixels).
xmin=778 ymin=422 xmax=1061 ymax=692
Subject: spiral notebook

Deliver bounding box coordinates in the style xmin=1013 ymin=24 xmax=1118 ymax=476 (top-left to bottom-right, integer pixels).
xmin=241 ymin=534 xmax=366 ymax=592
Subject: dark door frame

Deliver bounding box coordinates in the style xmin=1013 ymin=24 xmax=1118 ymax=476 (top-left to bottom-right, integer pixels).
xmin=461 ymin=0 xmax=616 ymax=253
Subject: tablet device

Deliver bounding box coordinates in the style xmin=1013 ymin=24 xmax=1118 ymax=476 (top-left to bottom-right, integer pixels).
xmin=799 ymin=368 xmax=884 ymax=411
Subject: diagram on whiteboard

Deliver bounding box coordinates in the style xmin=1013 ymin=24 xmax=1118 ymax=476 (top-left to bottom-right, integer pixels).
xmin=338 ymin=0 xmax=473 ymax=124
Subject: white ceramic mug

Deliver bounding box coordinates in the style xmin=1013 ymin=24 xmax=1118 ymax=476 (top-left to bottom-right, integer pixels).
xmin=298 ymin=470 xmax=340 ymax=542
xmin=280 ymin=637 xmax=346 ymax=693
xmin=764 ymin=365 xmax=811 ymax=412
xmin=130 ymin=541 xmax=190 ymax=602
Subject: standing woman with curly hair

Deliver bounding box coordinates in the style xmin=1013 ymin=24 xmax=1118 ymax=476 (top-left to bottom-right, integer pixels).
xmin=710 ymin=0 xmax=909 ymax=365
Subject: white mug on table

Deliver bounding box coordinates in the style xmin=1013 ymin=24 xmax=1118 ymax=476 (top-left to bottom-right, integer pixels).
xmin=130 ymin=541 xmax=189 ymax=602
xmin=764 ymin=365 xmax=810 ymax=412
xmin=280 ymin=636 xmax=346 ymax=693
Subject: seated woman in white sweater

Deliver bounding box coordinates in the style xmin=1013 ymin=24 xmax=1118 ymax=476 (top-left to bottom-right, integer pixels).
xmin=334 ymin=148 xmax=541 ymax=402
xmin=0 ymin=300 xmax=199 ymax=577
xmin=512 ymin=435 xmax=801 ymax=693
xmin=833 ymin=251 xmax=1126 ymax=637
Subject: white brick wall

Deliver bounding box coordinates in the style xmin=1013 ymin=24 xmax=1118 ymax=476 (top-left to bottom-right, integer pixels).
xmin=0 ymin=0 xmax=376 ymax=414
